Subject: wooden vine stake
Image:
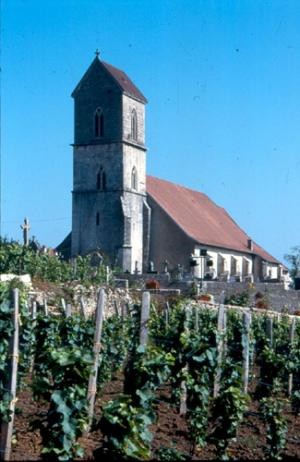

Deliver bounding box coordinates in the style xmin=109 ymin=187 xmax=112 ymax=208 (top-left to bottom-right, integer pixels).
xmin=44 ymin=298 xmax=48 ymax=316
xmin=106 ymin=266 xmax=110 ymax=284
xmin=164 ymin=302 xmax=169 ymax=327
xmin=121 ymin=302 xmax=128 ymax=319
xmin=288 ymin=317 xmax=296 ymax=396
xmin=61 ymin=298 xmax=66 ymax=313
xmin=31 ymin=300 xmax=37 ymax=320
xmin=0 ymin=289 xmax=19 ymax=461
xmin=114 ymin=300 xmax=119 ymax=316
xmin=213 ymin=304 xmax=227 ymax=398
xmin=87 ymin=288 xmax=105 ymax=431
xmin=194 ymin=306 xmax=199 ymax=332
xmin=80 ymin=296 xmax=87 ymax=320
xmin=140 ymin=291 xmax=150 ymax=346
xmin=242 ymin=312 xmax=251 ymax=393
xmin=180 ymin=306 xmax=191 ymax=415
xmin=29 ymin=300 xmax=37 ymax=376
xmin=65 ymin=304 xmax=72 ymax=318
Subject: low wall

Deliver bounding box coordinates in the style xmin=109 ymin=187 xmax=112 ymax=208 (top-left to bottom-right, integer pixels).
xmin=196 ymin=281 xmax=300 ymax=312
xmin=115 ymin=274 xmax=300 ymax=313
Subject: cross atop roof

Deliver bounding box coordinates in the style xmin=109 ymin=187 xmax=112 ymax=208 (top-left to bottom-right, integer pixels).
xmin=94 ymin=48 xmax=100 ymax=58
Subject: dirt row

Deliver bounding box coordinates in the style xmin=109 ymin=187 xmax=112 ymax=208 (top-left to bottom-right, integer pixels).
xmin=10 ymin=372 xmax=300 ymax=461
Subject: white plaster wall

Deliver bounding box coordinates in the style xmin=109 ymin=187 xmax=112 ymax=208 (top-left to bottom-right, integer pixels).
xmin=193 ymin=246 xmax=254 ymax=280
xmin=265 ymin=263 xmax=279 ymax=280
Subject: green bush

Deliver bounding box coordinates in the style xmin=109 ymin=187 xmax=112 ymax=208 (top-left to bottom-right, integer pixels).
xmin=224 ymin=291 xmax=250 ymax=307
xmin=0 ymin=238 xmax=111 ymax=285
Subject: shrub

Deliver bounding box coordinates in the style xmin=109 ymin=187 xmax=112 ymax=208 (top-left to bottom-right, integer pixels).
xmin=224 ymin=291 xmax=250 ymax=307
xmin=255 ymin=297 xmax=269 ymax=310
xmin=0 ymin=238 xmax=110 ymax=286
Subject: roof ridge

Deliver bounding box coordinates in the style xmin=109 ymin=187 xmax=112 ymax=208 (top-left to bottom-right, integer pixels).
xmin=102 ymin=60 xmax=147 ymax=103
xmin=147 ymin=174 xmax=211 ymax=201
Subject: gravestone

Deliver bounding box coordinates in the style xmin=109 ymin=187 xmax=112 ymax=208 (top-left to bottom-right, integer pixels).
xmin=163 ymin=259 xmax=169 ymax=273
xmin=176 ymin=264 xmax=184 ymax=281
xmin=134 ymin=261 xmax=139 ymax=275
xmin=147 ymin=260 xmax=157 ymax=274
xmin=90 ymin=251 xmax=103 ymax=267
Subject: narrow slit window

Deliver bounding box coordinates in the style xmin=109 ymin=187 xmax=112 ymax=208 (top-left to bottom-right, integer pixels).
xmin=96 ymin=212 xmax=100 ymax=226
xmin=131 ymin=167 xmax=137 ymax=190
xmin=94 ymin=108 xmax=104 ymax=137
xmin=97 ymin=167 xmax=106 ymax=191
xmin=131 ymin=109 xmax=138 ymax=141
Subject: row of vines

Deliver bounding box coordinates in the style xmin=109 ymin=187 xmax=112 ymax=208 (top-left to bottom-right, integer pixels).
xmin=0 ymin=281 xmax=300 ymax=460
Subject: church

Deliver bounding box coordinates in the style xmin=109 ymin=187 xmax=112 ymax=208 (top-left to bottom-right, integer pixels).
xmin=58 ymin=53 xmax=284 ymax=282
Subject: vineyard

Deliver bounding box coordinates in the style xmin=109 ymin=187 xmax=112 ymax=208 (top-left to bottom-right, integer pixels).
xmin=0 ymin=281 xmax=300 ymax=460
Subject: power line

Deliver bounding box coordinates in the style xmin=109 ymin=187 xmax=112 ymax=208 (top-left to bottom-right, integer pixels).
xmin=1 ymin=217 xmax=71 ymax=224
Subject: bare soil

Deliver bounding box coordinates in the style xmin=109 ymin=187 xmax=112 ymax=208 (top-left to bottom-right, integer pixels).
xmin=10 ymin=373 xmax=300 ymax=461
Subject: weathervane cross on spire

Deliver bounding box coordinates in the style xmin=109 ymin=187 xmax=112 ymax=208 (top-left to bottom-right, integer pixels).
xmin=95 ymin=48 xmax=100 ymax=58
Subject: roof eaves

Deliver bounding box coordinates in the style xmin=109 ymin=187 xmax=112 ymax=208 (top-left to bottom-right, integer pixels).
xmin=123 ymin=91 xmax=148 ymax=104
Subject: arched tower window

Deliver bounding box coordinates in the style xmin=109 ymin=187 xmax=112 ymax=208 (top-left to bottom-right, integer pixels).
xmin=131 ymin=109 xmax=138 ymax=141
xmin=94 ymin=107 xmax=104 ymax=137
xmin=96 ymin=167 xmax=106 ymax=191
xmin=131 ymin=167 xmax=137 ymax=190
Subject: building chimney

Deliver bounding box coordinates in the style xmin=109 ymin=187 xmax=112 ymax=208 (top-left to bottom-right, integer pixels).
xmin=247 ymin=239 xmax=253 ymax=251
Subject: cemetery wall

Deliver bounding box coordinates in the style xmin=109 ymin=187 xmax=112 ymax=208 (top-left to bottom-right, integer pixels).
xmin=202 ymin=281 xmax=300 ymax=312
xmin=117 ymin=273 xmax=300 ymax=313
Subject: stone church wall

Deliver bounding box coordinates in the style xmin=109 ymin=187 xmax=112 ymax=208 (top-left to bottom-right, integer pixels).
xmin=73 ymin=144 xmax=123 ymax=191
xmin=148 ymin=196 xmax=195 ymax=271
xmin=72 ymin=143 xmax=124 ymax=259
xmin=74 ymin=62 xmax=123 ymax=145
xmin=122 ymin=95 xmax=145 ymax=145
xmin=123 ymin=144 xmax=146 ymax=194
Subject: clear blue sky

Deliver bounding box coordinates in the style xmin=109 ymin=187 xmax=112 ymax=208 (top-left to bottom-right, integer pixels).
xmin=1 ymin=0 xmax=299 ymax=263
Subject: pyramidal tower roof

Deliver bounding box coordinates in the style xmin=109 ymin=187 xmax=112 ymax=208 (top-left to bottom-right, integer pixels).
xmin=72 ymin=53 xmax=147 ymax=104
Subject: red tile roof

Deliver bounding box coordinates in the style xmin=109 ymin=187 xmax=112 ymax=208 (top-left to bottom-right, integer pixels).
xmin=146 ymin=175 xmax=280 ymax=264
xmin=102 ymin=61 xmax=147 ymax=104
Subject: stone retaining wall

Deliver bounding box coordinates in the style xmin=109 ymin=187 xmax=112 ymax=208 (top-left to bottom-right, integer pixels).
xmin=201 ymin=281 xmax=300 ymax=312
xmin=115 ymin=274 xmax=300 ymax=313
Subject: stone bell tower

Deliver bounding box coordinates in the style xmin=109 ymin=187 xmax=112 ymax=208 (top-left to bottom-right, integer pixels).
xmin=71 ymin=52 xmax=150 ymax=272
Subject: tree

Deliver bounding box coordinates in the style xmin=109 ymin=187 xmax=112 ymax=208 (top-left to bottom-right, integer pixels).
xmin=284 ymin=246 xmax=300 ymax=285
